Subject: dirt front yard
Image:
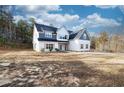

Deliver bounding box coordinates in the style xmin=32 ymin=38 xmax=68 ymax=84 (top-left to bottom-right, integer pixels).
xmin=0 ymin=49 xmax=124 ymax=87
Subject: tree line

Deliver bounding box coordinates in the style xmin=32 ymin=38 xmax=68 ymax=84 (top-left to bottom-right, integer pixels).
xmin=0 ymin=6 xmax=35 ymax=48
xmin=91 ymin=32 xmax=124 ymax=52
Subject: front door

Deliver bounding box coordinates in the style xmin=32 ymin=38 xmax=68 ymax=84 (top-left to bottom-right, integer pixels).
xmin=59 ymin=45 xmax=63 ymax=51
xmin=65 ymin=44 xmax=67 ymax=51
xmin=59 ymin=44 xmax=68 ymax=51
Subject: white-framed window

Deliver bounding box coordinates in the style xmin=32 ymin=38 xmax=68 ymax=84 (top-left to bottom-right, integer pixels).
xmin=86 ymin=44 xmax=89 ymax=49
xmin=45 ymin=32 xmax=52 ymax=38
xmin=80 ymin=44 xmax=84 ymax=49
xmin=59 ymin=35 xmax=68 ymax=39
xmin=46 ymin=44 xmax=54 ymax=49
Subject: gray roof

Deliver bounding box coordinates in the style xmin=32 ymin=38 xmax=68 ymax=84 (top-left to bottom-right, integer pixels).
xmin=35 ymin=23 xmax=57 ymax=32
xmin=38 ymin=38 xmax=68 ymax=42
xmin=69 ymin=32 xmax=78 ymax=39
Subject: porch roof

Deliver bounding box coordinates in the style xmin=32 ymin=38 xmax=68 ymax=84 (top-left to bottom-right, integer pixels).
xmin=38 ymin=38 xmax=68 ymax=42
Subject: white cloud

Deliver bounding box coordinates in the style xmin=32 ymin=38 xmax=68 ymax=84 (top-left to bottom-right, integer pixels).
xmin=14 ymin=5 xmax=80 ymax=28
xmin=72 ymin=13 xmax=121 ymax=31
xmin=119 ymin=6 xmax=124 ymax=14
xmin=40 ymin=12 xmax=80 ymax=26
xmin=26 ymin=5 xmax=61 ymax=12
xmin=95 ymin=5 xmax=124 ymax=14
xmin=95 ymin=5 xmax=117 ymax=9
xmin=13 ymin=15 xmax=26 ymax=23
xmin=15 ymin=5 xmax=61 ymax=13
xmin=27 ymin=12 xmax=80 ymax=28
xmin=14 ymin=6 xmax=123 ymax=32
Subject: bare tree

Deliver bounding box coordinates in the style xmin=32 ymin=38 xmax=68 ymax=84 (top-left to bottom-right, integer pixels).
xmin=98 ymin=31 xmax=109 ymax=51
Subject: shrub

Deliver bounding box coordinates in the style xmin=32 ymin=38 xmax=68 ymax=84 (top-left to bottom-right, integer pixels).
xmin=49 ymin=47 xmax=53 ymax=52
xmin=55 ymin=48 xmax=60 ymax=52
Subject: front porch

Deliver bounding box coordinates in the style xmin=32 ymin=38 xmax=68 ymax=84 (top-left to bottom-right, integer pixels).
xmin=41 ymin=41 xmax=69 ymax=52
xmin=58 ymin=42 xmax=68 ymax=51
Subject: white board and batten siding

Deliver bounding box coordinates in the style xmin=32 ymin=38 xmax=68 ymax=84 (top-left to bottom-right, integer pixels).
xmin=33 ymin=25 xmax=59 ymax=52
xmin=69 ymin=39 xmax=90 ymax=51
xmin=38 ymin=41 xmax=58 ymax=52
xmin=33 ymin=25 xmax=40 ymax=51
xmin=57 ymin=27 xmax=69 ymax=41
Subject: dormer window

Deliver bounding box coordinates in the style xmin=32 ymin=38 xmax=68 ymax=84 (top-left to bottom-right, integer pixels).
xmin=59 ymin=35 xmax=68 ymax=39
xmin=60 ymin=36 xmax=63 ymax=39
xmin=45 ymin=32 xmax=52 ymax=38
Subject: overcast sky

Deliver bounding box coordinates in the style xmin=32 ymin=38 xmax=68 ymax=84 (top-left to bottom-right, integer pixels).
xmin=10 ymin=5 xmax=124 ymax=36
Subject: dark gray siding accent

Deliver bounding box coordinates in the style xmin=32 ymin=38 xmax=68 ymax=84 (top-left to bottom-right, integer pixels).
xmin=39 ymin=33 xmax=57 ymax=40
xmin=79 ymin=31 xmax=90 ymax=40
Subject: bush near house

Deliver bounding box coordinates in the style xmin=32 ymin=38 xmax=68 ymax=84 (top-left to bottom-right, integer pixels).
xmin=49 ymin=47 xmax=53 ymax=52
xmin=55 ymin=48 xmax=60 ymax=52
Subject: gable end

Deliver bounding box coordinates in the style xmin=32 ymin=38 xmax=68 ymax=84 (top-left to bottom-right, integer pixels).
xmin=79 ymin=30 xmax=90 ymax=40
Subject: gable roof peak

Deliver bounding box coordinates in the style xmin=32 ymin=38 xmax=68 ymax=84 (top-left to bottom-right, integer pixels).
xmin=60 ymin=25 xmax=66 ymax=28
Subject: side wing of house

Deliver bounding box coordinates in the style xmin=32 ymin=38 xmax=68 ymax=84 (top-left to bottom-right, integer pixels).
xmin=33 ymin=23 xmax=59 ymax=52
xmin=69 ymin=29 xmax=90 ymax=51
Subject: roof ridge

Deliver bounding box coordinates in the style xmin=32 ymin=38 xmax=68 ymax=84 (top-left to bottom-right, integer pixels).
xmin=74 ymin=29 xmax=86 ymax=39
xmin=70 ymin=28 xmax=85 ymax=34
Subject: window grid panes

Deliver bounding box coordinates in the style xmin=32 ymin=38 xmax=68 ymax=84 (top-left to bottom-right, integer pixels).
xmin=45 ymin=32 xmax=52 ymax=38
xmin=80 ymin=44 xmax=84 ymax=49
xmin=59 ymin=35 xmax=68 ymax=39
xmin=86 ymin=44 xmax=88 ymax=49
xmin=46 ymin=44 xmax=53 ymax=49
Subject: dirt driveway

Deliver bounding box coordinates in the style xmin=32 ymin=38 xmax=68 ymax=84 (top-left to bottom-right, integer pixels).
xmin=0 ymin=50 xmax=124 ymax=86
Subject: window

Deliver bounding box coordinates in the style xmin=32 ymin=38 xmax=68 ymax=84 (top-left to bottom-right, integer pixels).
xmin=65 ymin=35 xmax=68 ymax=39
xmin=86 ymin=44 xmax=88 ymax=49
xmin=83 ymin=33 xmax=87 ymax=39
xmin=80 ymin=44 xmax=84 ymax=49
xmin=46 ymin=44 xmax=53 ymax=49
xmin=45 ymin=32 xmax=52 ymax=38
xmin=60 ymin=36 xmax=63 ymax=39
xmin=59 ymin=35 xmax=68 ymax=39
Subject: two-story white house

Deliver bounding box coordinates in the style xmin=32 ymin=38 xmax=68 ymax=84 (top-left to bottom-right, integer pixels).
xmin=33 ymin=23 xmax=90 ymax=52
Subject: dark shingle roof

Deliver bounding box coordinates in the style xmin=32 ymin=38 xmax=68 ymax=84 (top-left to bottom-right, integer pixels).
xmin=69 ymin=32 xmax=78 ymax=39
xmin=38 ymin=38 xmax=68 ymax=42
xmin=38 ymin=38 xmax=57 ymax=41
xmin=68 ymin=30 xmax=73 ymax=34
xmin=35 ymin=23 xmax=57 ymax=32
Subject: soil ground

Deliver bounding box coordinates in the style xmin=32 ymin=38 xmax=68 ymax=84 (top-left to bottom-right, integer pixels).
xmin=0 ymin=49 xmax=124 ymax=87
